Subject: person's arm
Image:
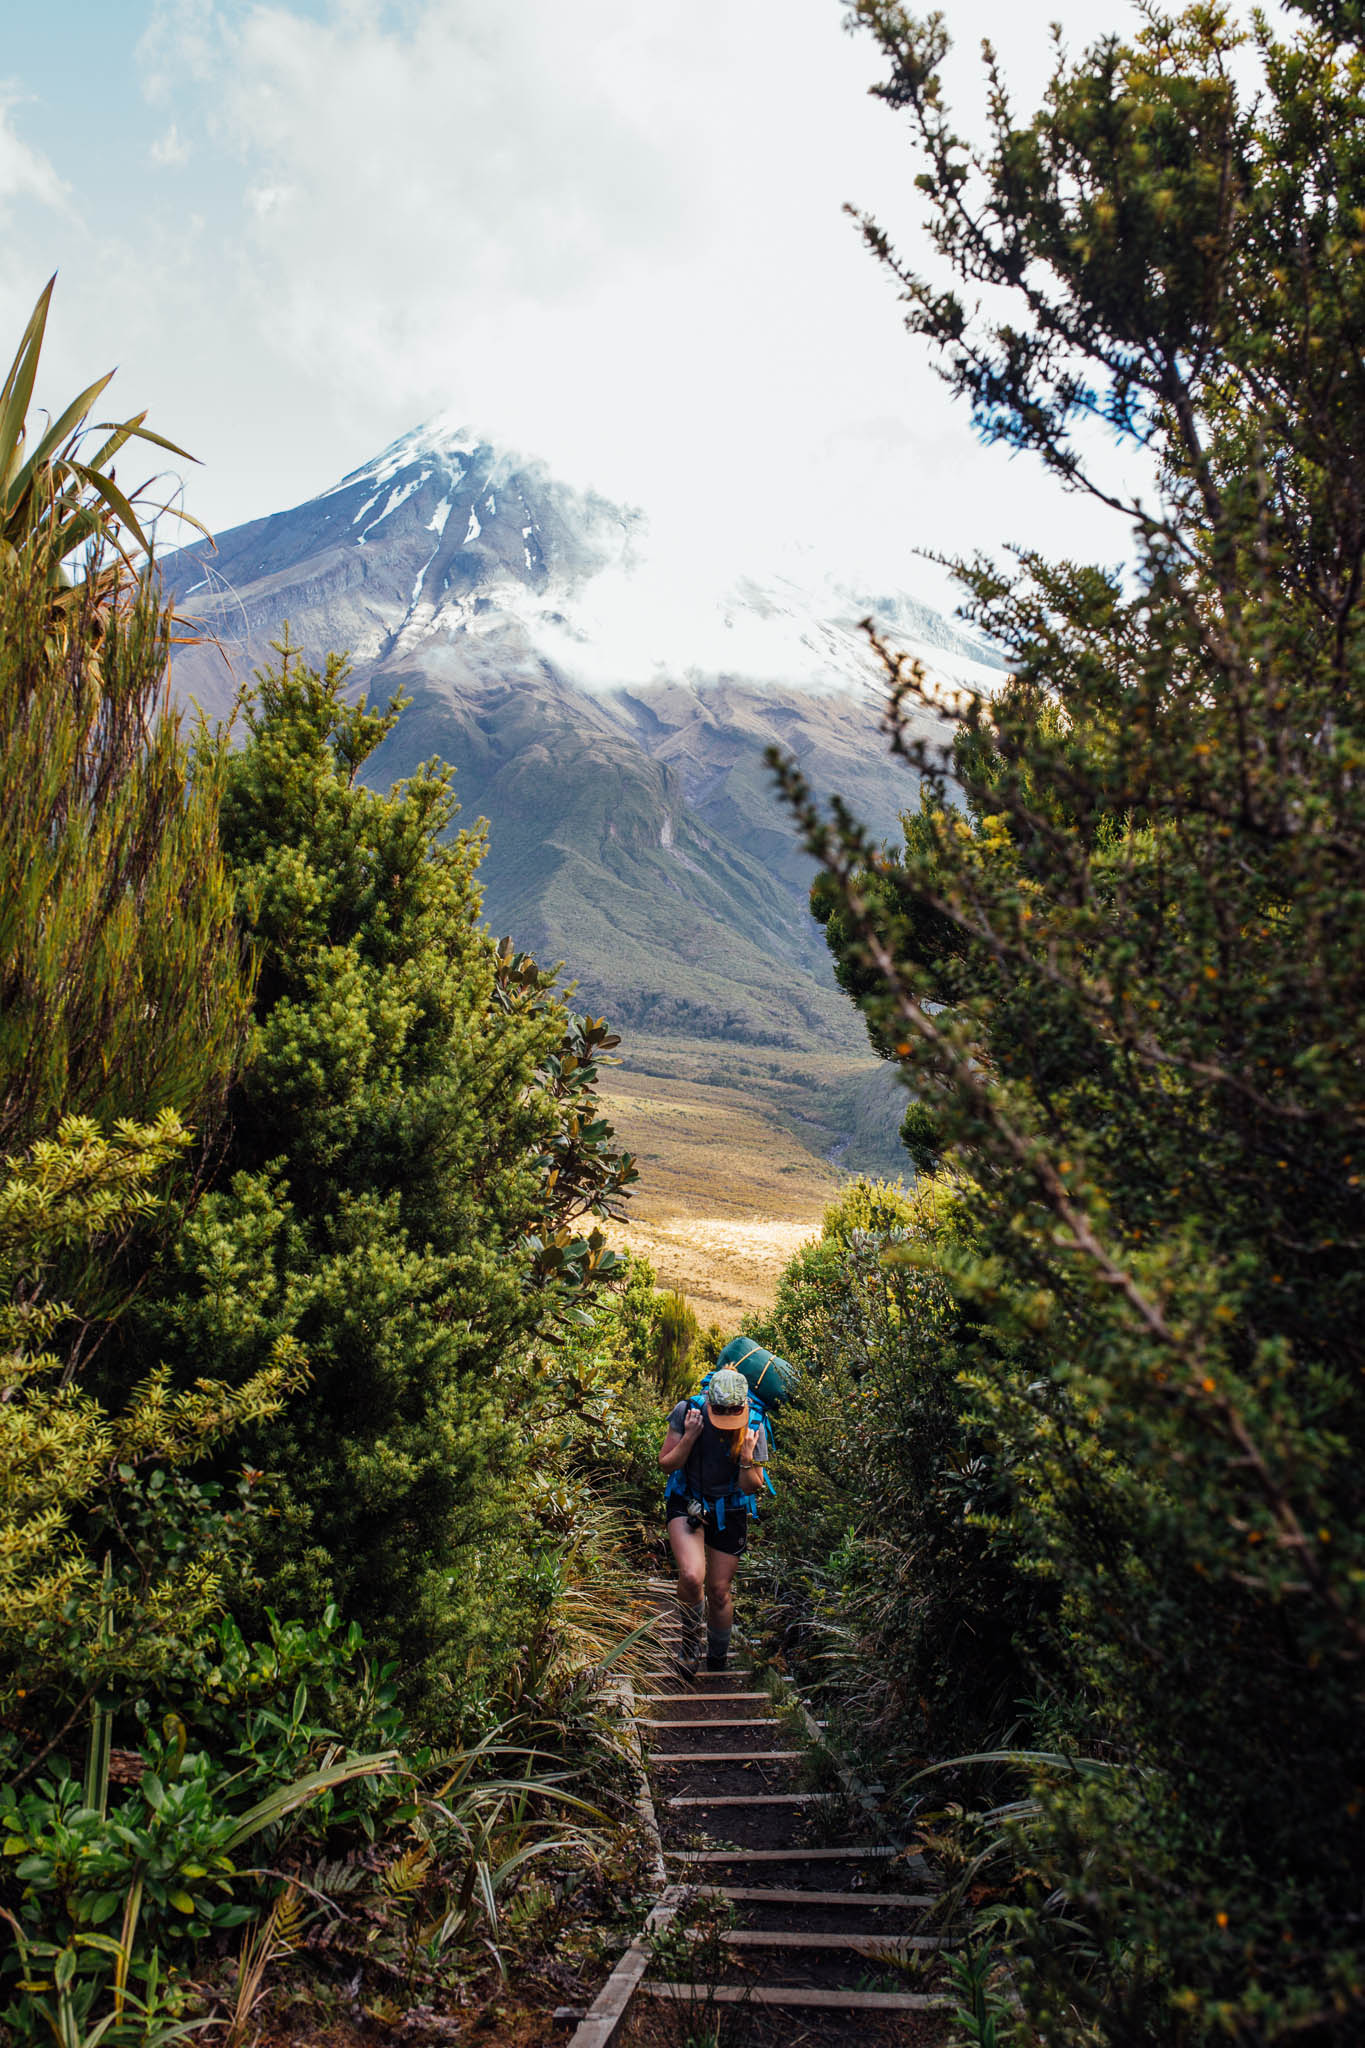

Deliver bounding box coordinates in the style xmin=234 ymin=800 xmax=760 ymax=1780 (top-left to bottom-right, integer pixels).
xmin=737 ymin=1423 xmax=768 ymax=1493
xmin=659 ymin=1404 xmax=704 ymax=1471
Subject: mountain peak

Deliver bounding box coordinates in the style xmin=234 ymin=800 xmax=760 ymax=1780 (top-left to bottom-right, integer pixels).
xmin=169 ymin=417 xmax=1000 ymax=713
xmin=169 ymin=422 xmax=645 ymax=688
xmin=162 ymin=419 xmax=1002 ymax=1065
xmin=321 ymin=414 xmax=488 ymax=501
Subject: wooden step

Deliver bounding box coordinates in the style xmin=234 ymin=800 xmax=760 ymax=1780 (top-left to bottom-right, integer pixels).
xmin=664 ymin=1792 xmax=831 ymax=1810
xmin=668 ymin=1846 xmax=895 ymax=1865
xmin=640 ymin=1983 xmax=950 ymax=2012
xmin=649 ymin=1749 xmax=803 ymax=1765
xmin=707 ymin=1887 xmax=939 ymax=1909
xmin=719 ymin=1929 xmax=948 ymax=1953
xmin=636 ymin=1716 xmax=779 ymax=1730
xmin=636 ymin=1692 xmax=770 ymax=1708
xmin=636 ymin=1672 xmax=752 ymax=1688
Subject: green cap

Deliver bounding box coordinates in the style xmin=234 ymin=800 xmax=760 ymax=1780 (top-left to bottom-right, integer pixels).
xmin=706 ymin=1368 xmax=750 ymax=1416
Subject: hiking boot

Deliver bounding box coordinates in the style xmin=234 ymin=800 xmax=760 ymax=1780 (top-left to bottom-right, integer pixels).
xmin=674 ymin=1640 xmax=702 ymax=1678
xmin=705 ymin=1649 xmax=728 ymax=1672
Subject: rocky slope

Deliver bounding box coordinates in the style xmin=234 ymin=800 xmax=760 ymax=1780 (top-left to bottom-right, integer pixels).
xmin=166 ymin=421 xmax=1003 ymax=1046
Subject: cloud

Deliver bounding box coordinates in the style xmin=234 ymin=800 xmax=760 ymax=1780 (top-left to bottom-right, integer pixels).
xmin=137 ymin=0 xmax=221 ymax=102
xmin=150 ymin=122 xmax=190 ymax=168
xmin=106 ymin=0 xmax=1139 ymax=592
xmin=142 ymin=3 xmax=987 ymax=578
xmin=0 ymin=92 xmax=67 ymax=215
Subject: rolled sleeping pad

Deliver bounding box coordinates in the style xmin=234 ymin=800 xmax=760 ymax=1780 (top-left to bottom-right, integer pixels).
xmin=716 ymin=1336 xmax=799 ymax=1412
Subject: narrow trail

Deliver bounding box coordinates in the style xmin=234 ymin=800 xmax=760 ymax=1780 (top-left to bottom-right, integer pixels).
xmin=568 ymin=1577 xmax=953 ymax=2048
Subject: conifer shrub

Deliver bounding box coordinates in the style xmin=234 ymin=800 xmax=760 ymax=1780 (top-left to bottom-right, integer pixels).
xmin=0 ymin=1116 xmax=299 ymax=1731
xmin=773 ymin=4 xmax=1365 ymax=2037
xmin=134 ymin=643 xmax=637 ymax=1728
xmin=749 ymin=1180 xmax=1044 ymax=1770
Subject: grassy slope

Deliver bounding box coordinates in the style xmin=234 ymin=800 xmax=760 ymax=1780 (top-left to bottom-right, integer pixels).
xmin=367 ymin=680 xmax=912 ymax=1321
xmin=369 ymin=678 xmax=862 ymax=1046
xmin=601 ymin=1033 xmax=909 ymax=1327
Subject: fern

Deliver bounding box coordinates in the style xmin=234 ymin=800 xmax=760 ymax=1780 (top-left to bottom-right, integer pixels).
xmin=380 ymin=1844 xmax=433 ymax=1898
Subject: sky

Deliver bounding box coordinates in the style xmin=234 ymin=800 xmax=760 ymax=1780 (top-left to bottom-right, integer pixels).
xmin=0 ymin=1 xmax=1213 ymax=613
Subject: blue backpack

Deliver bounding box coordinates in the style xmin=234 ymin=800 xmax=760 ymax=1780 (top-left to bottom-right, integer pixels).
xmin=664 ymin=1370 xmax=778 ymax=1531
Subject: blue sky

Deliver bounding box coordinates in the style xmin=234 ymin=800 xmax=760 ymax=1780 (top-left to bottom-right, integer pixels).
xmin=1 ymin=1 xmax=1160 ymax=601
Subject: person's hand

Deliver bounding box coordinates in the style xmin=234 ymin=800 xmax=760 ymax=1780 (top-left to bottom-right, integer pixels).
xmin=682 ymin=1406 xmax=704 ymax=1439
xmin=740 ymin=1426 xmax=760 ymax=1464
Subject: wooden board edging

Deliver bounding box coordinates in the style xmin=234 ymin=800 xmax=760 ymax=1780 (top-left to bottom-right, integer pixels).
xmin=640 ymin=1982 xmax=953 ymax=2012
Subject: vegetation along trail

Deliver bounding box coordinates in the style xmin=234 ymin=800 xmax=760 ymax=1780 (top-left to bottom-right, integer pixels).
xmin=6 ymin=2 xmax=1365 ymax=2044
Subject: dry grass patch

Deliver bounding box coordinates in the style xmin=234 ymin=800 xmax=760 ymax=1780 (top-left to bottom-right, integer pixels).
xmin=598 ymin=1040 xmax=870 ymax=1325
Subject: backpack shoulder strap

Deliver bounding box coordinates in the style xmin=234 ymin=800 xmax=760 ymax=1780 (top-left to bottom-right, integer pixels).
xmin=747 ymin=1398 xmax=777 ymax=1497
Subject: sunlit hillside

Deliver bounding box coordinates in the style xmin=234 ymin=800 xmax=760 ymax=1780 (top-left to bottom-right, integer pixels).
xmin=601 ymin=1032 xmax=909 ymax=1325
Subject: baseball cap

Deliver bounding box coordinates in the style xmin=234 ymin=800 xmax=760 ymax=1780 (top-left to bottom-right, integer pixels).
xmin=705 ymin=1368 xmax=750 ymax=1421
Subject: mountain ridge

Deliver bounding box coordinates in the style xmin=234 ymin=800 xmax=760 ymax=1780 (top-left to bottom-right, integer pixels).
xmin=165 ymin=422 xmax=999 ymax=1055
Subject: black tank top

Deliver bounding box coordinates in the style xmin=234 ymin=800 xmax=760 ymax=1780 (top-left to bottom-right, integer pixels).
xmin=667 ymin=1400 xmax=768 ymax=1501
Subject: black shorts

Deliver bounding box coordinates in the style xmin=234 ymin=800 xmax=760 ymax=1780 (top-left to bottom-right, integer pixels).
xmin=665 ymin=1503 xmax=749 ymax=1557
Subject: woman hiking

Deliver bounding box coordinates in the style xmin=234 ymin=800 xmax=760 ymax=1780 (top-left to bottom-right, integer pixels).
xmin=658 ymin=1365 xmax=769 ymax=1675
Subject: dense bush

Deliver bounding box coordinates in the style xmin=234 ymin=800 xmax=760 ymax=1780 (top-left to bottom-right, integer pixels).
xmin=112 ymin=642 xmax=637 ymax=1727
xmin=0 ymin=1117 xmax=299 ymax=1747
xmin=766 ymin=3 xmax=1365 ymax=2039
xmin=0 ymin=300 xmax=659 ymax=2040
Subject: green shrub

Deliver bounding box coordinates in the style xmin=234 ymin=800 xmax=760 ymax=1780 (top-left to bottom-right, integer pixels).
xmin=750 ymin=1182 xmax=1045 ymax=1773
xmin=0 ymin=1117 xmax=299 ymax=1726
xmin=122 ymin=642 xmax=635 ymax=1729
xmin=780 ymin=4 xmax=1365 ymax=2037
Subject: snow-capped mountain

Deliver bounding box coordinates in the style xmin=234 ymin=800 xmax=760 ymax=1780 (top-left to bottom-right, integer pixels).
xmin=166 ymin=421 xmax=1002 ymax=1047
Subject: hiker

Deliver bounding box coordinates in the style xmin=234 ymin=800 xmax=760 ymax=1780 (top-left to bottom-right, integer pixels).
xmin=658 ymin=1364 xmax=770 ymax=1675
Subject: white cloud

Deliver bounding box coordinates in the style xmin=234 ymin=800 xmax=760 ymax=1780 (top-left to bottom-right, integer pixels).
xmin=150 ymin=122 xmax=190 ymax=167
xmin=137 ymin=0 xmax=221 ymax=101
xmin=65 ymin=0 xmax=1192 ymax=599
xmin=0 ymin=92 xmax=67 ymax=214
xmin=148 ymin=0 xmax=1114 ymax=593
xmin=0 ymin=93 xmax=72 ymax=368
xmin=247 ymin=182 xmax=291 ymax=219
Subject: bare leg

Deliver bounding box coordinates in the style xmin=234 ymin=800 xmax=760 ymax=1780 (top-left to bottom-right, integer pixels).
xmin=704 ymin=1548 xmax=742 ymax=1666
xmin=666 ymin=1516 xmax=707 ymax=1671
xmin=667 ymin=1516 xmax=707 ymax=1605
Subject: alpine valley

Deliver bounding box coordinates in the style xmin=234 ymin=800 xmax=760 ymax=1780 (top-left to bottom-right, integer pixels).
xmin=165 ymin=420 xmax=1004 ymax=1284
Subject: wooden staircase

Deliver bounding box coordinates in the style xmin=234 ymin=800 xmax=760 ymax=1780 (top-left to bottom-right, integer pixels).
xmin=568 ymin=1578 xmax=952 ymax=2046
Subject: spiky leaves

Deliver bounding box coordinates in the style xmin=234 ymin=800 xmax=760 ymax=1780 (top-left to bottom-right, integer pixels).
xmin=0 ymin=541 xmax=250 ymax=1157
xmin=0 ymin=277 xmax=203 ymax=611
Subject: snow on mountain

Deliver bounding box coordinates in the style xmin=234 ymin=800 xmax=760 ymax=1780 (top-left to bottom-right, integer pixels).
xmin=168 ymin=417 xmax=999 ymax=712
xmin=164 ymin=423 xmax=1002 ymax=1049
